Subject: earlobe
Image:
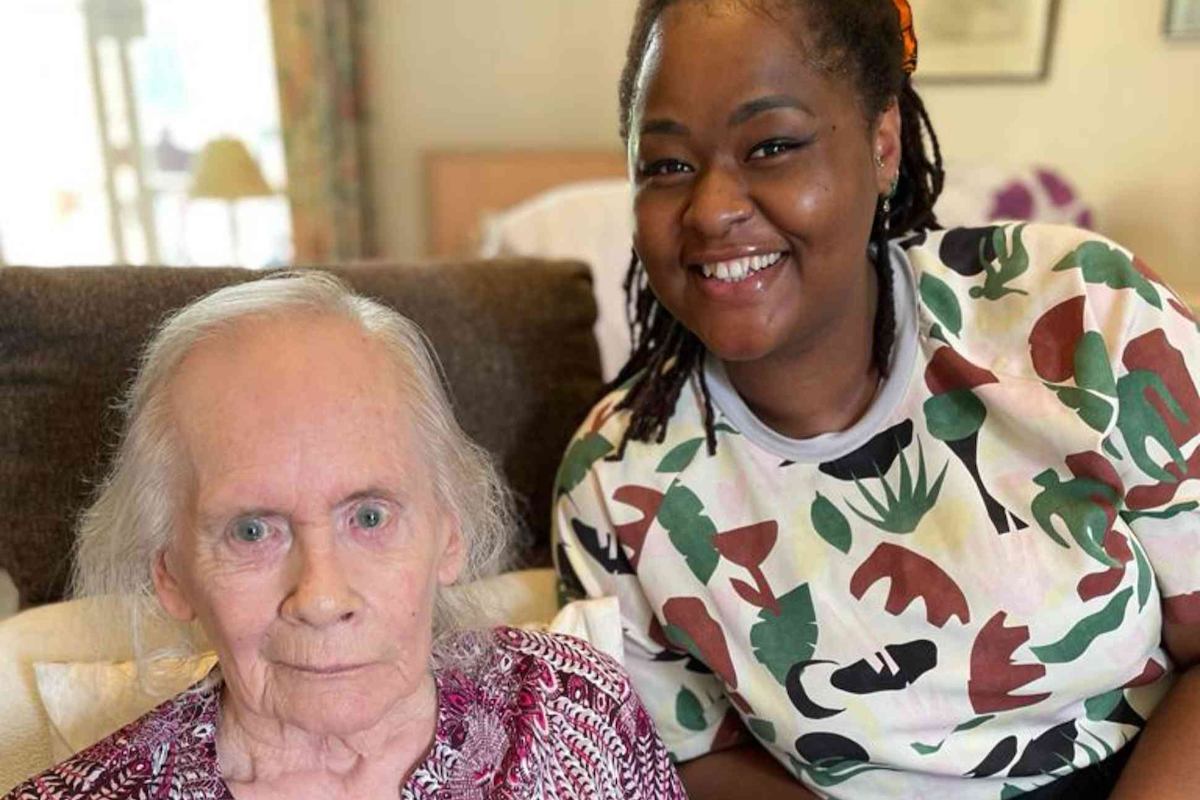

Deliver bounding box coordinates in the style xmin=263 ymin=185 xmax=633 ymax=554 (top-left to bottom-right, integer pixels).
xmin=436 ymin=518 xmax=467 ymax=587
xmin=873 ymin=100 xmax=903 ymax=194
xmin=152 ymin=549 xmax=196 ymax=622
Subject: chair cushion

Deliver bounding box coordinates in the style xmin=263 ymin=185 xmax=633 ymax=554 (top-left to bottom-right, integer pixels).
xmin=0 ymin=262 xmax=602 ymax=607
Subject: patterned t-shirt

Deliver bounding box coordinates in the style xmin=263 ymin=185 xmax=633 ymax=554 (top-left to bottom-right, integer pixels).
xmin=5 ymin=627 xmax=685 ymax=800
xmin=553 ymin=223 xmax=1200 ymax=799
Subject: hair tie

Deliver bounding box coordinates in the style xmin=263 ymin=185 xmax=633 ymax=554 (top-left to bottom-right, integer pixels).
xmin=893 ymin=0 xmax=918 ymax=75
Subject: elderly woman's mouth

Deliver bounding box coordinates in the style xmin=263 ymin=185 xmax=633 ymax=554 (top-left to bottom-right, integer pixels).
xmin=279 ymin=662 xmax=373 ymax=676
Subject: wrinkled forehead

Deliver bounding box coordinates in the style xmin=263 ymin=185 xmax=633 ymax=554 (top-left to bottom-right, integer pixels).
xmin=164 ymin=313 xmax=430 ymax=499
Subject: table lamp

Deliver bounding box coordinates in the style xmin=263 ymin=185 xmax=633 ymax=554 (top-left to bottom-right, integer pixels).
xmin=189 ymin=137 xmax=272 ymax=264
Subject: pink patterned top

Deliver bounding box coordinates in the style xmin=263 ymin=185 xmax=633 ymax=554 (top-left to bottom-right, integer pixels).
xmin=5 ymin=627 xmax=685 ymax=800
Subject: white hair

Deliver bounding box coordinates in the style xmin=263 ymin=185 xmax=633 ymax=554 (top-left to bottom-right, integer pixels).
xmin=72 ymin=271 xmax=517 ymax=668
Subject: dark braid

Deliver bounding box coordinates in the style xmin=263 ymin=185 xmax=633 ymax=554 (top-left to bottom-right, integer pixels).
xmin=611 ymin=0 xmax=945 ymax=458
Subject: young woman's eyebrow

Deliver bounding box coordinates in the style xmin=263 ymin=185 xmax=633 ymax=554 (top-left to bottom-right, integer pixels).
xmin=728 ymin=94 xmax=812 ymax=126
xmin=639 ymin=118 xmax=689 ymax=137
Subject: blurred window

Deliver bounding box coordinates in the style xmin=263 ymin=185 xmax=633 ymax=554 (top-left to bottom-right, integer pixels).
xmin=0 ymin=0 xmax=291 ymax=267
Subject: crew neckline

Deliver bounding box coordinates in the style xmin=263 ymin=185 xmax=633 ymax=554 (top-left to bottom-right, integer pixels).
xmin=702 ymin=240 xmax=919 ymax=463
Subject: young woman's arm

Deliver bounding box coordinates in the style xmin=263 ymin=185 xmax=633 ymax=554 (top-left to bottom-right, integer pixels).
xmin=679 ymin=743 xmax=818 ymax=800
xmin=1109 ymin=621 xmax=1200 ymax=799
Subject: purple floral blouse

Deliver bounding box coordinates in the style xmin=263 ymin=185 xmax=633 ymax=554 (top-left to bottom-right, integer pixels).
xmin=5 ymin=627 xmax=685 ymax=800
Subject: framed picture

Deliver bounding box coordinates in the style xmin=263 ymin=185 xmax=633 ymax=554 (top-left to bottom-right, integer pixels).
xmin=909 ymin=0 xmax=1058 ymax=82
xmin=1165 ymin=0 xmax=1200 ymax=38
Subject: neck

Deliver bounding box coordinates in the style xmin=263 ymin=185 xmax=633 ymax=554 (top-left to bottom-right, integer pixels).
xmin=216 ymin=672 xmax=439 ymax=796
xmin=723 ymin=256 xmax=881 ymax=440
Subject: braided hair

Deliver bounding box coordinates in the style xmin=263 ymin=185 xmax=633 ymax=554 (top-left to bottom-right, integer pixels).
xmin=611 ymin=0 xmax=945 ymax=457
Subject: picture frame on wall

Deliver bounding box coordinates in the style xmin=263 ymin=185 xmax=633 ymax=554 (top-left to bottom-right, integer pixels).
xmin=909 ymin=0 xmax=1059 ymax=82
xmin=1165 ymin=0 xmax=1200 ymax=38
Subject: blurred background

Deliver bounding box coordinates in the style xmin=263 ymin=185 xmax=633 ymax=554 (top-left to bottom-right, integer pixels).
xmin=0 ymin=0 xmax=1196 ymax=297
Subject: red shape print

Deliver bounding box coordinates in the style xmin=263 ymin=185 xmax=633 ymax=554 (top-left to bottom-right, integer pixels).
xmin=1123 ymin=329 xmax=1200 ymax=447
xmin=662 ymin=597 xmax=739 ymax=688
xmin=1164 ymin=591 xmax=1200 ymax=625
xmin=1124 ymin=658 xmax=1166 ymax=689
xmin=968 ymin=612 xmax=1050 ymax=714
xmin=713 ymin=521 xmax=777 ymax=569
xmin=1126 ymin=447 xmax=1200 ymax=510
xmin=924 ymin=346 xmax=1000 ymax=396
xmin=850 ymin=543 xmax=971 ymax=628
xmin=1169 ymin=298 xmax=1196 ymax=323
xmin=715 ymin=521 xmax=781 ymax=615
xmin=612 ymin=486 xmax=664 ymax=568
xmin=1029 ymin=296 xmax=1086 ymax=383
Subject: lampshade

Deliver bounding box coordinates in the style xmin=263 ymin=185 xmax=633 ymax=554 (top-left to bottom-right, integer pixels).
xmin=189 ymin=137 xmax=272 ymax=200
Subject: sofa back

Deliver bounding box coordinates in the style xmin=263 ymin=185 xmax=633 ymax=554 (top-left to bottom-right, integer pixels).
xmin=0 ymin=261 xmax=602 ymax=607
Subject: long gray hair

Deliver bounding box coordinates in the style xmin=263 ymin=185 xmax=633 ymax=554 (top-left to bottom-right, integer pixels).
xmin=72 ymin=271 xmax=517 ymax=666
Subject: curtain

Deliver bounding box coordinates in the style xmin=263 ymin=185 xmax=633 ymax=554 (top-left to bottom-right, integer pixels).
xmin=268 ymin=0 xmax=365 ymax=263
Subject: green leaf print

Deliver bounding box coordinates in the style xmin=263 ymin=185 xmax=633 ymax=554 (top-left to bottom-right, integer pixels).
xmin=847 ymin=439 xmax=947 ymax=533
xmin=657 ymin=484 xmax=720 ymax=584
xmin=747 ymin=717 xmax=777 ymax=743
xmin=791 ymin=759 xmax=887 ymax=789
xmin=1001 ymin=785 xmax=1027 ymax=800
xmin=1116 ymin=370 xmax=1188 ymax=483
xmin=662 ymin=623 xmax=703 ymax=662
xmin=656 ymin=437 xmax=704 ymax=474
xmin=1084 ymin=689 xmax=1123 ymax=722
xmin=811 ymin=493 xmax=852 ymax=553
xmin=554 ymin=432 xmax=613 ymax=496
xmin=1030 ymin=469 xmax=1122 ymax=567
xmin=1048 ymin=385 xmax=1115 ymax=433
xmin=1131 ymin=534 xmax=1153 ymax=611
xmin=969 ymin=224 xmax=1030 ymax=300
xmin=750 ymin=583 xmax=817 ymax=685
xmin=1074 ymin=332 xmax=1117 ymax=397
xmin=924 ymin=389 xmax=987 ymax=442
xmin=919 ymin=273 xmax=963 ymax=336
xmin=1052 ymin=241 xmax=1161 ymax=310
xmin=1120 ymin=500 xmax=1200 ymax=524
xmin=910 ymin=715 xmax=994 ymax=757
xmin=675 ymin=687 xmax=708 ymax=732
xmin=1030 ymin=587 xmax=1132 ymax=663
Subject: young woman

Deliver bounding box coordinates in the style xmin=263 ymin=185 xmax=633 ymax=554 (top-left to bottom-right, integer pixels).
xmin=553 ymin=1 xmax=1200 ymax=798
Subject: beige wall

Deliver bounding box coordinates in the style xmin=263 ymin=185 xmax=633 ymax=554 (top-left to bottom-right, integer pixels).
xmin=362 ymin=0 xmax=1198 ymax=292
xmin=360 ymin=0 xmax=636 ymax=261
xmin=920 ymin=0 xmax=1200 ymax=294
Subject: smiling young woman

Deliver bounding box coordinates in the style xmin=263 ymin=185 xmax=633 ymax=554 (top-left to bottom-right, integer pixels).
xmin=554 ymin=1 xmax=1200 ymax=799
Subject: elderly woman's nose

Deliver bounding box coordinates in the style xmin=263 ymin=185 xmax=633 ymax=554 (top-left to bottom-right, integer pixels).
xmin=682 ymin=165 xmax=753 ymax=238
xmin=281 ymin=541 xmax=363 ymax=628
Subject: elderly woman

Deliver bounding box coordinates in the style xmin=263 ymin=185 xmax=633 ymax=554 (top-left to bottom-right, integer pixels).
xmin=6 ymin=272 xmax=684 ymax=800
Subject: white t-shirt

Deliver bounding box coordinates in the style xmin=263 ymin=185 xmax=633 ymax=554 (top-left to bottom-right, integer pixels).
xmin=554 ymin=223 xmax=1200 ymax=798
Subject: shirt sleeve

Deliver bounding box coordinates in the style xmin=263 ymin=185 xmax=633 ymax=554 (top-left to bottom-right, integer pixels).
xmin=552 ymin=410 xmax=742 ymax=762
xmin=1070 ymin=236 xmax=1200 ymax=625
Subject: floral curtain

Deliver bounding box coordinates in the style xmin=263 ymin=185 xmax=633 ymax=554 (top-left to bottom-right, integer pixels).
xmin=268 ymin=0 xmax=364 ymax=263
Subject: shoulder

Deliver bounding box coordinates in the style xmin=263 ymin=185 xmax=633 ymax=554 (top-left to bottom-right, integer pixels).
xmin=902 ymin=223 xmax=1187 ymax=375
xmin=555 ymin=376 xmax=714 ymax=496
xmin=3 ymin=684 xmax=221 ymax=800
xmin=490 ymin=626 xmax=635 ymax=703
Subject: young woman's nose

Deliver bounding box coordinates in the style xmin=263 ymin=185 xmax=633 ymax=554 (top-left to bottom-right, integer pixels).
xmin=682 ymin=165 xmax=753 ymax=238
xmin=281 ymin=536 xmax=363 ymax=628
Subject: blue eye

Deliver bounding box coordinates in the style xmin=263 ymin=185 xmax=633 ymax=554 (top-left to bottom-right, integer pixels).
xmin=353 ymin=503 xmax=387 ymax=530
xmin=232 ymin=518 xmax=269 ymax=543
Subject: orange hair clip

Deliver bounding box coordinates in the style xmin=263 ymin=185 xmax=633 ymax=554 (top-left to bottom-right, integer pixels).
xmin=893 ymin=0 xmax=918 ymax=75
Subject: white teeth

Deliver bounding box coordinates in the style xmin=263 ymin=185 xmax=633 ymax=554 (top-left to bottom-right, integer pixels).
xmin=699 ymin=252 xmax=785 ymax=282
